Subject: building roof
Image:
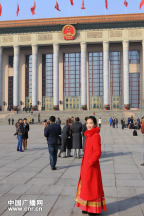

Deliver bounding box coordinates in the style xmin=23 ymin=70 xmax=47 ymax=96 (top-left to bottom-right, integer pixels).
xmin=0 ymin=13 xmax=144 ymax=34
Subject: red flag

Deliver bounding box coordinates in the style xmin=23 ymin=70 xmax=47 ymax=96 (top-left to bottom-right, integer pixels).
xmin=55 ymin=1 xmax=61 ymax=11
xmin=0 ymin=4 xmax=2 ymax=16
xmin=81 ymin=0 xmax=85 ymax=9
xmin=31 ymin=1 xmax=36 ymax=15
xmin=105 ymin=0 xmax=108 ymax=9
xmin=124 ymin=0 xmax=128 ymax=7
xmin=70 ymin=0 xmax=74 ymax=5
xmin=16 ymin=4 xmax=19 ymax=16
xmin=140 ymin=0 xmax=144 ymax=9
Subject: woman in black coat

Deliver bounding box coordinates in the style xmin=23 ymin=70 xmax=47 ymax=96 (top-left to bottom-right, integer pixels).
xmin=72 ymin=117 xmax=82 ymax=159
xmin=22 ymin=118 xmax=30 ymax=150
xmin=60 ymin=118 xmax=72 ymax=158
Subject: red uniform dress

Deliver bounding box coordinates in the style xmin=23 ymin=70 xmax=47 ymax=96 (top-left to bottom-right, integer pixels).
xmin=75 ymin=127 xmax=107 ymax=214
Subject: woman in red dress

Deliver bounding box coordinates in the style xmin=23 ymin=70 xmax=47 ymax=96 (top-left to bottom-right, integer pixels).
xmin=75 ymin=116 xmax=107 ymax=216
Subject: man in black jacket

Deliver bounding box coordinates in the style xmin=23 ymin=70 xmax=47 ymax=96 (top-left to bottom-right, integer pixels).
xmin=44 ymin=116 xmax=61 ymax=170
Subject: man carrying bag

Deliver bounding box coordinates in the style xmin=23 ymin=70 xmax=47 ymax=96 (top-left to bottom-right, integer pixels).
xmin=43 ymin=116 xmax=61 ymax=170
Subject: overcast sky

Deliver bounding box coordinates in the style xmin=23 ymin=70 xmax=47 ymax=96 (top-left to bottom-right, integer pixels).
xmin=0 ymin=0 xmax=143 ymax=21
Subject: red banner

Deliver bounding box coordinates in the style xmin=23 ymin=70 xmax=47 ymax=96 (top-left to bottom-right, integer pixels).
xmin=31 ymin=1 xmax=36 ymax=15
xmin=81 ymin=0 xmax=85 ymax=9
xmin=16 ymin=4 xmax=19 ymax=16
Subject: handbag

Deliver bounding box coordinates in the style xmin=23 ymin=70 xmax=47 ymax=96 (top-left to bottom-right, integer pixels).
xmin=57 ymin=135 xmax=62 ymax=145
xmin=52 ymin=124 xmax=62 ymax=145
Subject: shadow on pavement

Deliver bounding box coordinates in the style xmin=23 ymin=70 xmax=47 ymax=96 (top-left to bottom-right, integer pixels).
xmin=104 ymin=194 xmax=144 ymax=215
xmin=101 ymin=151 xmax=131 ymax=159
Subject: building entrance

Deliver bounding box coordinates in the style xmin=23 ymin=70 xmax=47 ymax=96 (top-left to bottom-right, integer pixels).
xmin=42 ymin=97 xmax=53 ymax=110
xmin=90 ymin=96 xmax=103 ymax=110
xmin=111 ymin=96 xmax=121 ymax=110
xmin=8 ymin=76 xmax=13 ymax=109
xmin=63 ymin=53 xmax=81 ymax=110
xmin=64 ymin=96 xmax=80 ymax=110
xmin=25 ymin=97 xmax=32 ymax=109
xmin=42 ymin=54 xmax=53 ymax=110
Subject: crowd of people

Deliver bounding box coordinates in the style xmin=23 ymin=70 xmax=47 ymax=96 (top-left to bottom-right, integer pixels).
xmin=109 ymin=116 xmax=142 ymax=130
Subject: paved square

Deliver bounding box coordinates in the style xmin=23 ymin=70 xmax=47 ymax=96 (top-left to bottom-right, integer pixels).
xmin=0 ymin=124 xmax=144 ymax=216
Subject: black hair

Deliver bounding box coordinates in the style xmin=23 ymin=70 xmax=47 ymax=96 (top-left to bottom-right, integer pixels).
xmin=75 ymin=117 xmax=80 ymax=122
xmin=85 ymin=117 xmax=88 ymax=121
xmin=87 ymin=116 xmax=97 ymax=125
xmin=49 ymin=116 xmax=56 ymax=122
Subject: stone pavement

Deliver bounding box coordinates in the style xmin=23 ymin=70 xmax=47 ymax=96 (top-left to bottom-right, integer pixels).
xmin=0 ymin=124 xmax=144 ymax=216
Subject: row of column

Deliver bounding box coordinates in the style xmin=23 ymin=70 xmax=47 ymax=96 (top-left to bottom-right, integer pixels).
xmin=0 ymin=41 xmax=143 ymax=110
xmin=103 ymin=40 xmax=130 ymax=109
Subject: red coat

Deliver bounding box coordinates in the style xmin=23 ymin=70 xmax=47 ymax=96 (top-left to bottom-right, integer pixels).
xmin=77 ymin=127 xmax=104 ymax=201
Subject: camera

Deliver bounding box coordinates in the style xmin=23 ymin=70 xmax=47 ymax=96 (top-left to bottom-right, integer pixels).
xmin=14 ymin=132 xmax=18 ymax=136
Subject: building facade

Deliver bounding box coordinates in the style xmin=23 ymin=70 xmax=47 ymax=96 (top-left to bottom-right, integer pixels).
xmin=0 ymin=13 xmax=144 ymax=111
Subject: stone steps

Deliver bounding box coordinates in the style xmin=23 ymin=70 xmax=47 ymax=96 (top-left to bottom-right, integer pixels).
xmin=0 ymin=110 xmax=144 ymax=125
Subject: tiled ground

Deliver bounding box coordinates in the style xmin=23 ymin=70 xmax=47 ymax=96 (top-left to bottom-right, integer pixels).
xmin=0 ymin=124 xmax=144 ymax=216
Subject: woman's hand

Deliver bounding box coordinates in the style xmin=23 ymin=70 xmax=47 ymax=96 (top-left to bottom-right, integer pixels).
xmin=42 ymin=122 xmax=47 ymax=129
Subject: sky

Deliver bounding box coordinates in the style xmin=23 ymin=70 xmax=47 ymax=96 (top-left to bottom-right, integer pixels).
xmin=0 ymin=0 xmax=144 ymax=21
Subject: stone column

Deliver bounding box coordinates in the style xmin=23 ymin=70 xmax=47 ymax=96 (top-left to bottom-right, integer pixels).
xmin=53 ymin=43 xmax=59 ymax=110
xmin=123 ymin=40 xmax=130 ymax=109
xmin=13 ymin=45 xmax=20 ymax=109
xmin=32 ymin=44 xmax=38 ymax=110
xmin=0 ymin=47 xmax=2 ymax=111
xmin=103 ymin=41 xmax=110 ymax=110
xmin=81 ymin=42 xmax=87 ymax=110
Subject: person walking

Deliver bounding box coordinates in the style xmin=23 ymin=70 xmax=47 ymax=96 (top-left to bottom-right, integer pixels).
xmin=8 ymin=118 xmax=11 ymax=125
xmin=71 ymin=117 xmax=74 ymax=125
xmin=38 ymin=113 xmax=41 ymax=123
xmin=112 ymin=117 xmax=115 ymax=128
xmin=12 ymin=118 xmax=14 ymax=125
xmin=121 ymin=118 xmax=125 ymax=129
xmin=98 ymin=118 xmax=102 ymax=128
xmin=72 ymin=117 xmax=82 ymax=159
xmin=44 ymin=116 xmax=61 ymax=170
xmin=75 ymin=116 xmax=107 ymax=215
xmin=56 ymin=118 xmax=61 ymax=126
xmin=109 ymin=117 xmax=112 ymax=126
xmin=22 ymin=118 xmax=30 ymax=150
xmin=115 ymin=118 xmax=118 ymax=128
xmin=82 ymin=117 xmax=88 ymax=151
xmin=15 ymin=119 xmax=24 ymax=152
xmin=60 ymin=118 xmax=72 ymax=158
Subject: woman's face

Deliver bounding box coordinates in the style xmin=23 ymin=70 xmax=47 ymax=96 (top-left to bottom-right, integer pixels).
xmin=86 ymin=119 xmax=95 ymax=130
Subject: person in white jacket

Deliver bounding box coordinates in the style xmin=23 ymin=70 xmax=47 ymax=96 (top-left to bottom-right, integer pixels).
xmin=98 ymin=118 xmax=102 ymax=128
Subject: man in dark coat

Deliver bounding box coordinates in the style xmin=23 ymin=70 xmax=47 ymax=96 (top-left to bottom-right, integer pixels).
xmin=60 ymin=118 xmax=72 ymax=158
xmin=112 ymin=118 xmax=115 ymax=128
xmin=56 ymin=118 xmax=61 ymax=126
xmin=72 ymin=117 xmax=82 ymax=159
xmin=8 ymin=118 xmax=11 ymax=125
xmin=12 ymin=118 xmax=14 ymax=125
xmin=82 ymin=117 xmax=88 ymax=151
xmin=44 ymin=116 xmax=61 ymax=170
xmin=22 ymin=118 xmax=30 ymax=150
xmin=38 ymin=113 xmax=40 ymax=123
